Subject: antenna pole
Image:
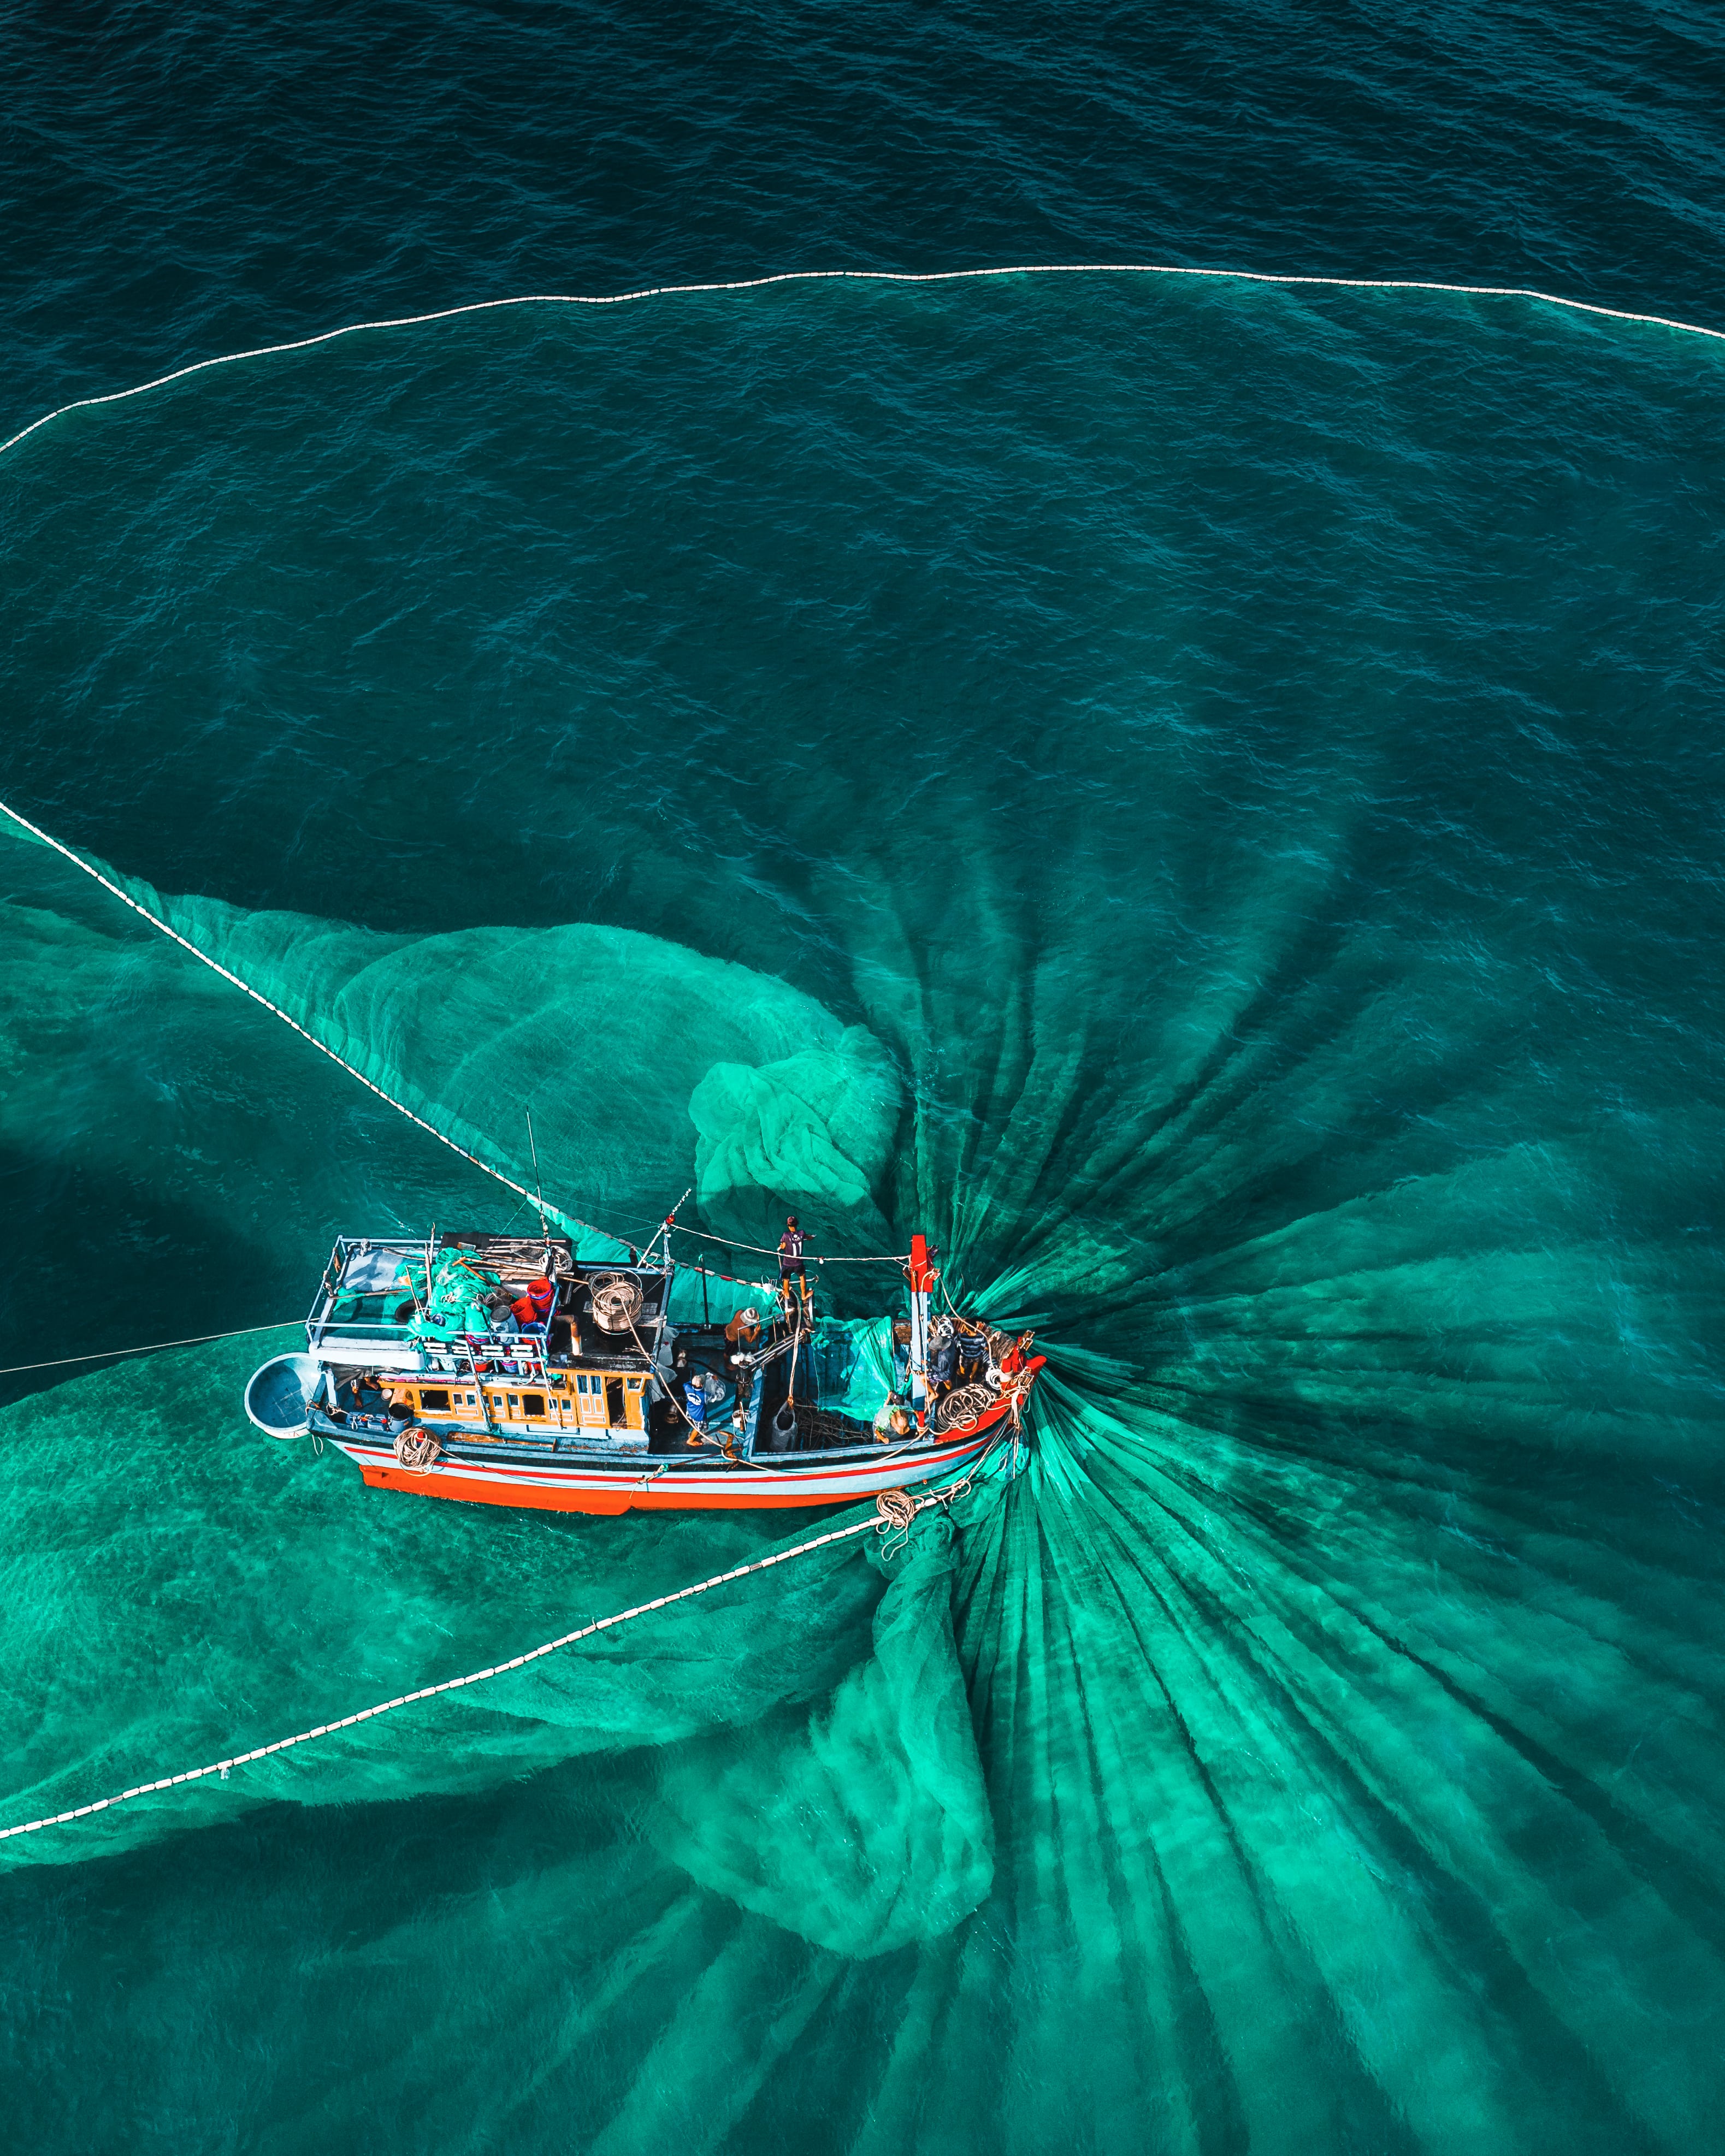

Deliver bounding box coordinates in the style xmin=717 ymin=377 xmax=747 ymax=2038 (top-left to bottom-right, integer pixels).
xmin=524 ymin=1107 xmax=548 ymax=1240
xmin=647 ymin=1188 xmax=693 ymax=1263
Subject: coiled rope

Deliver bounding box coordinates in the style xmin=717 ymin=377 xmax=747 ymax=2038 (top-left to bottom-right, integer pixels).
xmin=0 ymin=1486 xmax=949 ymax=1845
xmin=0 ymin=262 xmax=1720 ymax=474
xmin=0 ymin=795 xmax=629 ymax=1252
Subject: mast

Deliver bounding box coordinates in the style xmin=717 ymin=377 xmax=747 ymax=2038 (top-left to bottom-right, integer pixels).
xmin=907 ymin=1231 xmax=935 ymax=1415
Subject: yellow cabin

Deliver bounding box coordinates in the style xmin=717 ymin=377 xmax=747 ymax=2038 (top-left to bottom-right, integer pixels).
xmin=387 ymin=1369 xmax=645 ymax=1439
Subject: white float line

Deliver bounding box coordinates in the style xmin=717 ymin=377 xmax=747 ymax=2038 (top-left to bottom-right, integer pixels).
xmin=0 ymin=793 xmax=625 ymax=1252
xmin=0 ymin=1509 xmax=890 ymax=1843
xmin=0 ymin=1320 xmax=302 ymax=1379
xmin=1 ymin=261 xmax=1720 ymax=465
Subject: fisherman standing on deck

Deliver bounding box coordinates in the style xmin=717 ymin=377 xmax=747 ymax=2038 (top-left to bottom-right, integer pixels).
xmin=778 ymin=1216 xmax=811 ymax=1319
xmin=927 ymin=1314 xmax=959 ymax=1399
xmin=955 ymin=1316 xmax=991 ymax=1385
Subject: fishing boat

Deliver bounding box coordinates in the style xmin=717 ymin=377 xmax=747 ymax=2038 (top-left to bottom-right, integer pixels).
xmin=244 ymin=1229 xmax=1042 ymax=1513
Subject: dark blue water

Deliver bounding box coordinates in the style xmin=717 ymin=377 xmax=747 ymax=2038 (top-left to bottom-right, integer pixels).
xmin=4 ymin=10 xmax=1725 ymax=2152
xmin=8 ymin=0 xmax=1725 ymax=439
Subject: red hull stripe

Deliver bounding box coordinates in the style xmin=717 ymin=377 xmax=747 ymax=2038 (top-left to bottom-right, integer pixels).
xmin=355 ymin=1470 xmax=910 ymax=1512
xmin=335 ymin=1431 xmax=996 ymax=1512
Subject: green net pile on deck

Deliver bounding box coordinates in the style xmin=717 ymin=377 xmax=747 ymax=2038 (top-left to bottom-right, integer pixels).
xmin=409 ymin=1245 xmax=503 ymax=1341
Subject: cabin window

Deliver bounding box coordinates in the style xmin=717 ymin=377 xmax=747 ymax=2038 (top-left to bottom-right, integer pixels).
xmin=605 ymin=1377 xmax=625 ymax=1425
xmin=522 ymin=1393 xmax=546 ymax=1418
xmin=507 ymin=1394 xmax=519 ymax=1412
xmin=420 ymin=1388 xmax=451 ymax=1412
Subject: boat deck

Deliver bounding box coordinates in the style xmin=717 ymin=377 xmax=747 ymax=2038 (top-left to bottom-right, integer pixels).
xmin=275 ymin=1222 xmax=1044 ymax=1511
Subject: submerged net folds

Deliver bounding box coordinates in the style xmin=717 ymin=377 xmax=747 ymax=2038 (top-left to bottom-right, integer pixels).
xmin=4 ymin=274 xmax=1725 ymax=2151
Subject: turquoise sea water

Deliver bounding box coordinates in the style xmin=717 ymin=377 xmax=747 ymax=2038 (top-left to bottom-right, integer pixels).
xmin=7 ymin=11 xmax=1725 ymax=2152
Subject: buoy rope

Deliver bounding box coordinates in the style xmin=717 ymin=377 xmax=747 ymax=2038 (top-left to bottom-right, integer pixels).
xmin=0 ymin=794 xmax=629 ymax=1252
xmin=0 ymin=1320 xmax=301 ymax=1379
xmin=0 ymin=1486 xmax=952 ymax=1845
xmin=0 ymin=262 xmax=1720 ymax=470
xmin=0 ymin=797 xmax=902 ymax=1283
xmin=0 ymin=1203 xmax=867 ymax=1381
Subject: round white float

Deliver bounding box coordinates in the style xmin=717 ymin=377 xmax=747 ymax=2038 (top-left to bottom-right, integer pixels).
xmin=244 ymin=1351 xmax=322 ymax=1440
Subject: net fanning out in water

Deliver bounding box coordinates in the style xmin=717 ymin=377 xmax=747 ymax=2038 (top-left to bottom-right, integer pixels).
xmin=3 ymin=268 xmax=1725 ymax=2153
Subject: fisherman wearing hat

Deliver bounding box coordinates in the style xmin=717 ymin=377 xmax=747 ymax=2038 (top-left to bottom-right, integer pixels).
xmin=725 ymin=1304 xmax=763 ymax=1360
xmin=681 ymin=1365 xmax=727 ymax=1447
xmin=954 ymin=1314 xmax=992 ymax=1386
xmin=872 ymin=1397 xmax=913 ymax=1444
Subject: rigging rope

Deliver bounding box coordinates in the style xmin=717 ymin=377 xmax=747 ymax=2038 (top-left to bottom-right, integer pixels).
xmin=0 ymin=1320 xmax=301 ymax=1379
xmin=0 ymin=795 xmax=629 ymax=1253
xmin=682 ymin=1260 xmax=777 ymax=1294
xmin=670 ymin=1224 xmax=909 ymax=1265
xmin=0 ymin=1486 xmax=954 ymax=1845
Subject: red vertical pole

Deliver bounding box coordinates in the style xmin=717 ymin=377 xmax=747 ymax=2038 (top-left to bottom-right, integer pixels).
xmin=907 ymin=1231 xmax=935 ymax=1423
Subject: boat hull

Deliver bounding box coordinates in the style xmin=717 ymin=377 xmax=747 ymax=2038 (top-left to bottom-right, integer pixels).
xmin=323 ymin=1418 xmax=1008 ymax=1513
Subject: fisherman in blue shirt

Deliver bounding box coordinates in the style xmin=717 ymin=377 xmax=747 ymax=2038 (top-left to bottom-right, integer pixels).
xmin=682 ymin=1367 xmax=712 ymax=1446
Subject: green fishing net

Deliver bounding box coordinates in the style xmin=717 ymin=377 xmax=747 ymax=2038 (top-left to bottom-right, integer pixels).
xmin=807 ymin=1314 xmax=900 ymax=1423
xmin=407 ymin=1244 xmax=499 ymax=1337
xmin=4 ymin=275 xmax=1725 ymax=2153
